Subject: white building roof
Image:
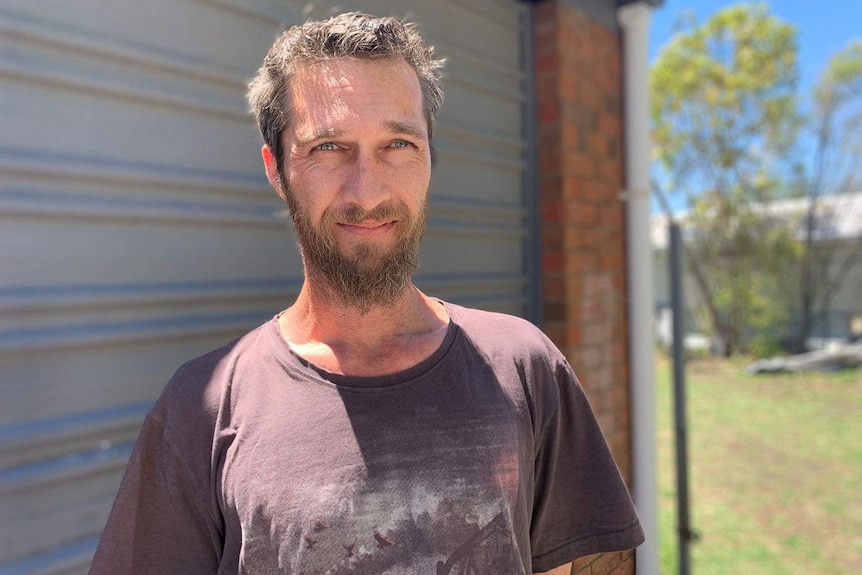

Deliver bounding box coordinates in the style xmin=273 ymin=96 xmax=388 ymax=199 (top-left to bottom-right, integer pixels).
xmin=651 ymin=191 xmax=862 ymax=250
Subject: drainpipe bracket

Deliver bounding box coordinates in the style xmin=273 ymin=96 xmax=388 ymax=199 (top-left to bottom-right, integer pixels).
xmin=618 ymin=188 xmax=649 ymax=201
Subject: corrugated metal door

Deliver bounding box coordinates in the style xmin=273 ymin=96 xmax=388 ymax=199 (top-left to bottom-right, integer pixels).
xmin=0 ymin=1 xmax=529 ymax=572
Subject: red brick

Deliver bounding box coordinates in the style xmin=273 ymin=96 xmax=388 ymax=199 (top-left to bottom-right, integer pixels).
xmin=610 ymin=341 xmax=627 ymax=364
xmin=540 ymin=177 xmax=564 ymax=201
xmin=541 ymin=224 xmax=563 ymax=248
xmin=540 ymin=150 xmax=562 ymax=175
xmin=570 ymin=345 xmax=607 ymax=370
xmin=543 ymin=324 xmax=565 ymax=348
xmin=565 ymin=325 xmax=583 ymax=346
xmin=612 ymin=272 xmax=627 ymax=294
xmin=563 ymin=178 xmax=583 ymax=199
xmin=543 ymin=276 xmax=565 ymax=300
xmin=598 ymin=203 xmax=623 ymax=227
xmin=595 ymin=412 xmax=616 ymax=437
xmin=565 ymin=228 xmax=606 ymax=249
xmin=582 ymin=180 xmax=610 ymax=202
xmin=581 ymin=272 xmax=615 ymax=296
xmin=583 ymin=321 xmax=614 ymax=345
xmin=566 ymin=154 xmax=595 ymax=178
xmin=580 ymin=82 xmax=600 ymax=107
xmin=600 ymin=249 xmax=624 ymax=271
xmin=598 ymin=113 xmax=621 ymax=137
xmin=540 ymin=120 xmax=562 ymax=143
xmin=562 ymin=124 xmax=580 ymax=149
xmin=562 ymin=77 xmax=580 ymax=103
xmin=606 ymin=136 xmax=619 ymax=160
xmin=566 ymin=202 xmax=598 ymax=225
xmin=562 ymin=277 xmax=586 ymax=301
xmin=542 ymin=250 xmax=565 ymax=273
xmin=579 ymin=295 xmax=615 ymax=322
xmin=562 ymin=29 xmax=590 ymax=56
xmin=565 ymin=251 xmax=597 ymax=272
xmin=536 ymin=50 xmax=561 ymax=75
xmin=538 ymin=100 xmax=561 ymax=123
xmin=536 ymin=74 xmax=560 ymax=101
xmin=534 ymin=0 xmax=558 ymax=24
xmin=589 ymin=363 xmax=615 ymax=392
xmin=543 ymin=302 xmax=566 ymax=322
xmin=598 ymin=159 xmax=622 ymax=181
xmin=534 ymin=22 xmax=559 ymax=57
xmin=535 ymin=6 xmax=633 ymax=543
xmin=542 ymin=200 xmax=566 ymax=223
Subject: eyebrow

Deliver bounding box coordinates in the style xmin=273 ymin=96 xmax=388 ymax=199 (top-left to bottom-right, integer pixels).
xmin=296 ymin=121 xmax=427 ymax=147
xmin=295 ymin=127 xmax=345 ymax=147
xmin=383 ymin=120 xmax=428 ymax=141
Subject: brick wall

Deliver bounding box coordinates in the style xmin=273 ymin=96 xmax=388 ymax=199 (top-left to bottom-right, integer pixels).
xmin=533 ymin=1 xmax=635 ymax=573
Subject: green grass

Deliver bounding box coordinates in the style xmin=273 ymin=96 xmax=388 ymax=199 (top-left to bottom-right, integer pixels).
xmin=656 ymin=354 xmax=862 ymax=575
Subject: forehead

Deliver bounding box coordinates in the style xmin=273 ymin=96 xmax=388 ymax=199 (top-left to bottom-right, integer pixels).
xmin=287 ymin=58 xmax=425 ymax=131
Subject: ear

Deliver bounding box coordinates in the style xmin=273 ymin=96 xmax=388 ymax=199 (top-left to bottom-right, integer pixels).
xmin=261 ymin=145 xmax=282 ymax=193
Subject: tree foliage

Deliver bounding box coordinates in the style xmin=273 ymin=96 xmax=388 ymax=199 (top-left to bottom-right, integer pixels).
xmin=651 ymin=3 xmax=799 ymax=198
xmin=651 ymin=3 xmax=801 ymax=355
xmin=652 ymin=3 xmax=862 ymax=355
xmin=793 ymin=40 xmax=862 ymax=351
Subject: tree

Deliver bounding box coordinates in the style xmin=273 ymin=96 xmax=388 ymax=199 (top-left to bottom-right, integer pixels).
xmin=650 ymin=3 xmax=800 ymax=355
xmin=792 ymin=41 xmax=862 ymax=351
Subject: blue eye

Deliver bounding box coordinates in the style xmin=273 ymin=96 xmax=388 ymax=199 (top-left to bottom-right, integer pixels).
xmin=315 ymin=142 xmax=339 ymax=151
xmin=390 ymin=140 xmax=410 ymax=149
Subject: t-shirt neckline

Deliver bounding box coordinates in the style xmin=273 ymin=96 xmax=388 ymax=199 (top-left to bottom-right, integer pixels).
xmin=266 ymin=301 xmax=461 ymax=390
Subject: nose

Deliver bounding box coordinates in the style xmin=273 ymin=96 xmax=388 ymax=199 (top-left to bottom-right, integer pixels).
xmin=341 ymin=150 xmax=391 ymax=211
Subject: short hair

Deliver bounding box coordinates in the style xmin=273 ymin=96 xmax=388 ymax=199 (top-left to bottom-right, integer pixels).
xmin=247 ymin=12 xmax=445 ymax=174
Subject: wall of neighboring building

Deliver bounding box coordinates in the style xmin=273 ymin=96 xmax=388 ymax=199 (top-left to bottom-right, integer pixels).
xmin=806 ymin=240 xmax=862 ymax=342
xmin=533 ymin=1 xmax=636 ymax=574
xmin=653 ymin=229 xmax=862 ymax=347
xmin=0 ymin=0 xmax=531 ymax=571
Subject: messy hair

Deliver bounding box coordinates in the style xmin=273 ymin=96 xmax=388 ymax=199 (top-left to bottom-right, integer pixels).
xmin=247 ymin=12 xmax=445 ymax=174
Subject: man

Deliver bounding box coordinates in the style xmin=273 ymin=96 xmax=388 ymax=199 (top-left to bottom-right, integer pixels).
xmin=90 ymin=13 xmax=643 ymax=575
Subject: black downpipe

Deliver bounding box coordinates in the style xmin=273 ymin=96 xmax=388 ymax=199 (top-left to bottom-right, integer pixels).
xmin=521 ymin=1 xmax=543 ymax=327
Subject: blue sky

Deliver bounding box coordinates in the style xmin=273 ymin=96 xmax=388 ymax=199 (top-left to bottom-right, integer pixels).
xmin=650 ymin=0 xmax=861 ymax=91
xmin=647 ymin=1 xmax=861 ymax=213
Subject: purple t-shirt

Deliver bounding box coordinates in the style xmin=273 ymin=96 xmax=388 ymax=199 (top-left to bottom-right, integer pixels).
xmin=90 ymin=303 xmax=643 ymax=574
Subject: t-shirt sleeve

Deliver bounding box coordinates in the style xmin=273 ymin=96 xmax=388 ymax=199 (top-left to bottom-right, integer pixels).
xmin=529 ymin=358 xmax=644 ymax=572
xmin=89 ymin=408 xmax=223 ymax=574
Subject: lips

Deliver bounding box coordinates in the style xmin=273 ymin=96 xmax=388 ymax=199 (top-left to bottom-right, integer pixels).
xmin=337 ymin=220 xmax=396 ymax=237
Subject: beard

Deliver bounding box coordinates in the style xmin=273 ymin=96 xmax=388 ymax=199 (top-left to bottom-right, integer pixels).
xmin=282 ymin=183 xmax=426 ymax=313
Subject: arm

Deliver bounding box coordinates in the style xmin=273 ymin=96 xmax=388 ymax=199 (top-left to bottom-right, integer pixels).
xmin=90 ymin=411 xmax=224 ymax=573
xmin=529 ymin=356 xmax=644 ymax=571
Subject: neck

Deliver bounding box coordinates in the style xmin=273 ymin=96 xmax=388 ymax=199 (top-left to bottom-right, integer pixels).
xmin=291 ymin=281 xmax=427 ymax=343
xmin=278 ymin=279 xmax=450 ymax=376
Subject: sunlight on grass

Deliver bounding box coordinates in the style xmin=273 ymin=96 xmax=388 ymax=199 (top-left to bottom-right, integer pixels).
xmin=656 ymin=354 xmax=862 ymax=575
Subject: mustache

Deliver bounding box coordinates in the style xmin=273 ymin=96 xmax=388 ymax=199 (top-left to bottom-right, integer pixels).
xmin=326 ymin=202 xmax=410 ymax=225
xmin=275 ymin=199 xmax=410 ymax=225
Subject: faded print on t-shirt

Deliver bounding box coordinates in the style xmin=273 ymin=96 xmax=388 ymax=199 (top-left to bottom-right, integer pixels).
xmin=223 ymin=351 xmax=529 ymax=575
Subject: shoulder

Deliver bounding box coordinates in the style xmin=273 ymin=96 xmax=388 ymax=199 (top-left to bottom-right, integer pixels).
xmin=444 ymin=302 xmax=566 ymax=366
xmin=443 ymin=303 xmax=578 ymax=419
xmin=151 ymin=319 xmax=277 ymax=431
xmin=446 ymin=304 xmax=575 ymax=396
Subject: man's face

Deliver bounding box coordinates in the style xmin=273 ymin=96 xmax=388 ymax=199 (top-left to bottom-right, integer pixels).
xmin=264 ymin=58 xmax=432 ymax=310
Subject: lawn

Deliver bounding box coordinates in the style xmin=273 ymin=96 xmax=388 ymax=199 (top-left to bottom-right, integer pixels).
xmin=655 ymin=353 xmax=862 ymax=575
